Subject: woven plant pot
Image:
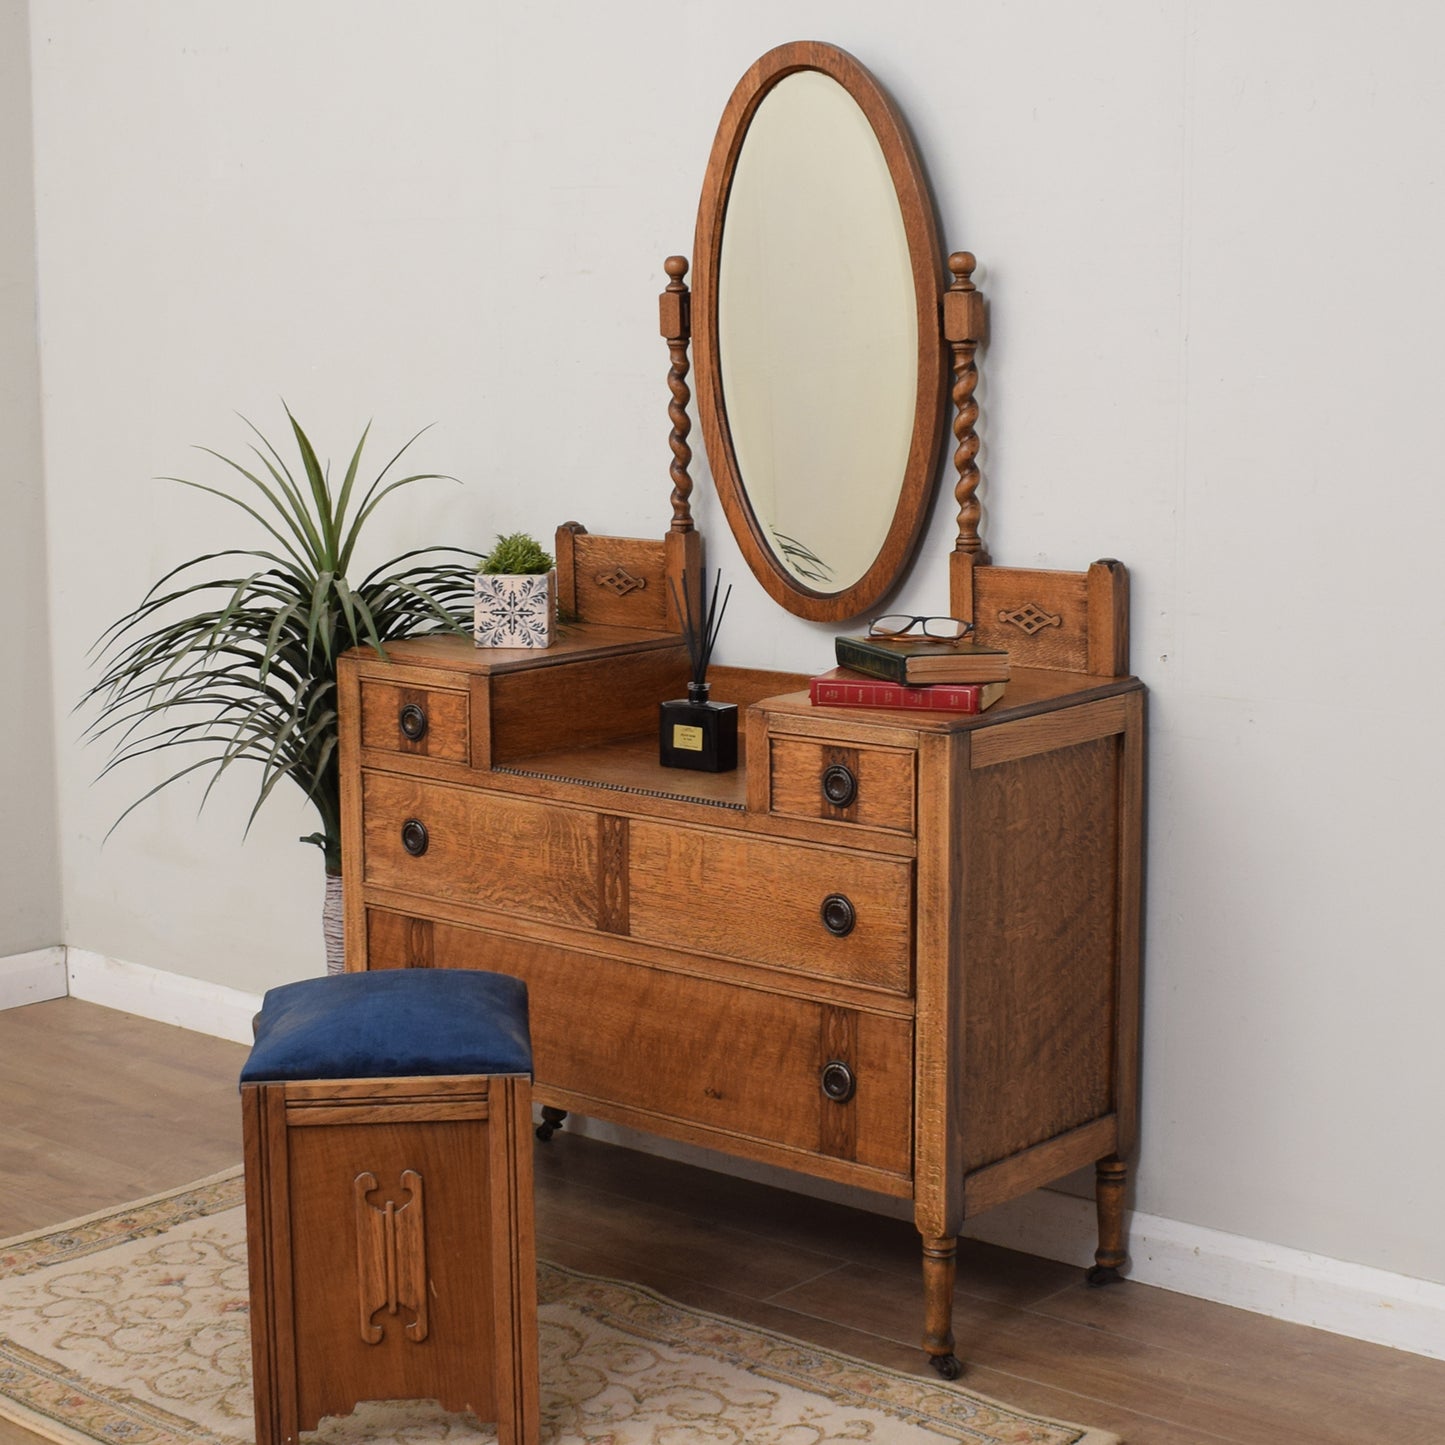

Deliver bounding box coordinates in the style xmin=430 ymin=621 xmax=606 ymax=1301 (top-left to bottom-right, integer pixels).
xmin=323 ymin=871 xmax=344 ymax=974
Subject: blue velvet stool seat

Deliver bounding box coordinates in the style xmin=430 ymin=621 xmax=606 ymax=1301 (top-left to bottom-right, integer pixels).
xmin=241 ymin=969 xmax=540 ymax=1445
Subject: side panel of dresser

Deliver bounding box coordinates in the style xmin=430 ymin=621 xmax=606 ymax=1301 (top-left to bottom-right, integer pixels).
xmin=922 ymin=693 xmax=1144 ymax=1240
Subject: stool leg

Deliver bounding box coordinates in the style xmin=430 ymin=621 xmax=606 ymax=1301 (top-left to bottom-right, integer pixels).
xmin=242 ymin=1083 xmax=299 ymax=1445
xmin=493 ymin=1076 xmax=541 ymax=1445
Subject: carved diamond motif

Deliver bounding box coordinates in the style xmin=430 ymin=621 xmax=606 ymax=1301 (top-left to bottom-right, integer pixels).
xmin=998 ymin=602 xmax=1063 ymax=635
xmin=596 ymin=568 xmax=647 ymax=597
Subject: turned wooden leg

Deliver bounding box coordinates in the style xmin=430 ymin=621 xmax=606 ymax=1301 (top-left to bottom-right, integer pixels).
xmin=535 ymin=1106 xmax=568 ymax=1142
xmin=921 ymin=1235 xmax=962 ymax=1378
xmin=1086 ymin=1155 xmax=1129 ymax=1286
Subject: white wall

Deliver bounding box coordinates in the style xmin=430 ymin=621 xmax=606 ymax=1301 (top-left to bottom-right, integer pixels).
xmin=0 ymin=0 xmax=60 ymax=956
xmin=27 ymin=0 xmax=1445 ymax=1290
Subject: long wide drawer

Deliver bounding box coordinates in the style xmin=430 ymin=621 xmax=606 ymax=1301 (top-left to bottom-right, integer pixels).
xmin=361 ymin=773 xmax=914 ymax=992
xmin=366 ymin=909 xmax=913 ymax=1181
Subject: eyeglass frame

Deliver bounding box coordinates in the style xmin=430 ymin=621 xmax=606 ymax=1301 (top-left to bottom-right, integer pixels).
xmin=866 ymin=614 xmax=976 ymax=641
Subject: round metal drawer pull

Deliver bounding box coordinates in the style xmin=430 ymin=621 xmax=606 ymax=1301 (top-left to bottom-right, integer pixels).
xmin=821 ymin=1060 xmax=857 ymax=1103
xmin=820 ymin=893 xmax=856 ymax=937
xmin=821 ymin=763 xmax=857 ymax=808
xmin=400 ymin=818 xmax=430 ymax=857
xmin=398 ymin=703 xmax=429 ymax=741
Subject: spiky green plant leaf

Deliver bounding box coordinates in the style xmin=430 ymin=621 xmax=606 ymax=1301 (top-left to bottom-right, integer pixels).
xmin=81 ymin=412 xmax=480 ymax=873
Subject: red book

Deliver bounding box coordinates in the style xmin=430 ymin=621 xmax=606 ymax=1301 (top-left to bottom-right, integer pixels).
xmin=808 ymin=667 xmax=1005 ymax=714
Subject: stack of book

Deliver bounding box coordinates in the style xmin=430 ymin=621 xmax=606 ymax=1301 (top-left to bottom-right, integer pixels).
xmin=810 ymin=633 xmax=1010 ymax=714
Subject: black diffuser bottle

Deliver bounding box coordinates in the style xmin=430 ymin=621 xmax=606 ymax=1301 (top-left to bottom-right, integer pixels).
xmin=660 ymin=570 xmax=737 ymax=773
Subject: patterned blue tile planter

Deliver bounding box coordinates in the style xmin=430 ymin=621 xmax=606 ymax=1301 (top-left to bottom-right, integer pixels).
xmin=473 ymin=570 xmax=557 ymax=648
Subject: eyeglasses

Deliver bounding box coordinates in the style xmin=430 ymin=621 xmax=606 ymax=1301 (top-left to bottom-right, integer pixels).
xmin=867 ymin=614 xmax=975 ymax=641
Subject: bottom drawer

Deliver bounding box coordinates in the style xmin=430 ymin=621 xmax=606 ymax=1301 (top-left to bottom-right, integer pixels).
xmin=366 ymin=909 xmax=913 ymax=1183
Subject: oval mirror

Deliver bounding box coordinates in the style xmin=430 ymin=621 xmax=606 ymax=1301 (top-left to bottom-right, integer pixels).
xmin=693 ymin=42 xmax=946 ymax=622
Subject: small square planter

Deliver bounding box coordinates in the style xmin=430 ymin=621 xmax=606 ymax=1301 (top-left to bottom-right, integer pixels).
xmin=474 ymin=570 xmax=557 ymax=648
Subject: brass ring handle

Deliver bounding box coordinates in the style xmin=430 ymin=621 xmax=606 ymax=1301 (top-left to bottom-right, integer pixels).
xmin=821 ymin=763 xmax=857 ymax=809
xmin=399 ymin=703 xmax=428 ymax=741
xmin=400 ymin=819 xmax=429 ymax=857
xmin=821 ymin=1060 xmax=856 ymax=1103
xmin=820 ymin=894 xmax=855 ymax=937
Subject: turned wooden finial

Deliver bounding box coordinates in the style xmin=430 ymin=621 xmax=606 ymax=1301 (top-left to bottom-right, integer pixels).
xmin=659 ymin=255 xmax=695 ymax=534
xmin=944 ymin=251 xmax=988 ymax=562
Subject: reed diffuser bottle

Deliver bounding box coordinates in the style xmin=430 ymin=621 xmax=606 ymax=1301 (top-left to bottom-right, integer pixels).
xmin=660 ymin=570 xmax=737 ymax=772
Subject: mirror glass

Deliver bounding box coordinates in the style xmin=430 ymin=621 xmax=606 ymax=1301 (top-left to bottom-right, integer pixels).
xmin=719 ymin=72 xmax=916 ymax=594
xmin=694 ymin=44 xmax=945 ymax=622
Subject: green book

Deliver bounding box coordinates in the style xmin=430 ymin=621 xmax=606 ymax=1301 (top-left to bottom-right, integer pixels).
xmin=834 ymin=633 xmax=1011 ymax=685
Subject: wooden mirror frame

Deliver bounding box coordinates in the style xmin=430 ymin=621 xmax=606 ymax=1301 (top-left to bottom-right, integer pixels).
xmin=692 ymin=41 xmax=949 ymax=624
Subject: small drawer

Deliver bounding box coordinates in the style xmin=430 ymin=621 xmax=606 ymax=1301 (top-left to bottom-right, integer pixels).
xmin=359 ymin=680 xmax=470 ymax=762
xmin=628 ymin=822 xmax=913 ymax=994
xmin=768 ymin=737 xmax=916 ymax=834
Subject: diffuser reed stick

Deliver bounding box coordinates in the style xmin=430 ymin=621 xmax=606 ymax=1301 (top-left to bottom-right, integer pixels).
xmin=670 ymin=569 xmax=732 ymax=689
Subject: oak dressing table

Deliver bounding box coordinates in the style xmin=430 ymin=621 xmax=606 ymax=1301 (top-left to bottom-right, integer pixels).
xmin=338 ymin=42 xmax=1143 ymax=1378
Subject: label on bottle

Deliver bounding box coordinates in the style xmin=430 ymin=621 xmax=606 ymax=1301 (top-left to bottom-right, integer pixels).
xmin=672 ymin=723 xmax=704 ymax=752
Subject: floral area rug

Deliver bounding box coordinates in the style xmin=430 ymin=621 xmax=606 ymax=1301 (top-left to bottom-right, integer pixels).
xmin=0 ymin=1172 xmax=1118 ymax=1445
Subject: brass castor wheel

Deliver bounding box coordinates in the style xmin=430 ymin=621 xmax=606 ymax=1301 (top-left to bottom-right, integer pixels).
xmin=1086 ymin=1263 xmax=1124 ymax=1288
xmin=928 ymin=1352 xmax=963 ymax=1380
xmin=535 ymin=1106 xmax=568 ymax=1142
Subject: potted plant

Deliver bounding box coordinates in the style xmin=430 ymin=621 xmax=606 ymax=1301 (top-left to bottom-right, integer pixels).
xmin=473 ymin=531 xmax=557 ymax=648
xmin=82 ymin=407 xmax=479 ymax=973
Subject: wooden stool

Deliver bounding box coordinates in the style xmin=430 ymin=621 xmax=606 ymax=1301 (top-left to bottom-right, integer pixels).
xmin=240 ymin=969 xmax=539 ymax=1445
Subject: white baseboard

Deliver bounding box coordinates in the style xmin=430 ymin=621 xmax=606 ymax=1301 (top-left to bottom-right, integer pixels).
xmin=958 ymin=1181 xmax=1445 ymax=1362
xmin=0 ymin=947 xmax=68 ymax=1010
xmin=65 ymin=948 xmax=261 ymax=1044
xmin=40 ymin=956 xmax=1445 ymax=1362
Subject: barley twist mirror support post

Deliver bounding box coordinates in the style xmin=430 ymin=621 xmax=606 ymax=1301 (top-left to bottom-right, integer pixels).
xmin=945 ymin=249 xmax=990 ymax=623
xmin=660 ymin=256 xmax=702 ymax=630
xmin=946 ymin=252 xmax=988 ymax=560
xmin=660 ymin=256 xmax=695 ymax=535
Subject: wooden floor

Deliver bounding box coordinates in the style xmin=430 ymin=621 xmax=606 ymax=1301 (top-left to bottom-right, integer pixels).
xmin=2 ymin=998 xmax=1442 ymax=1444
